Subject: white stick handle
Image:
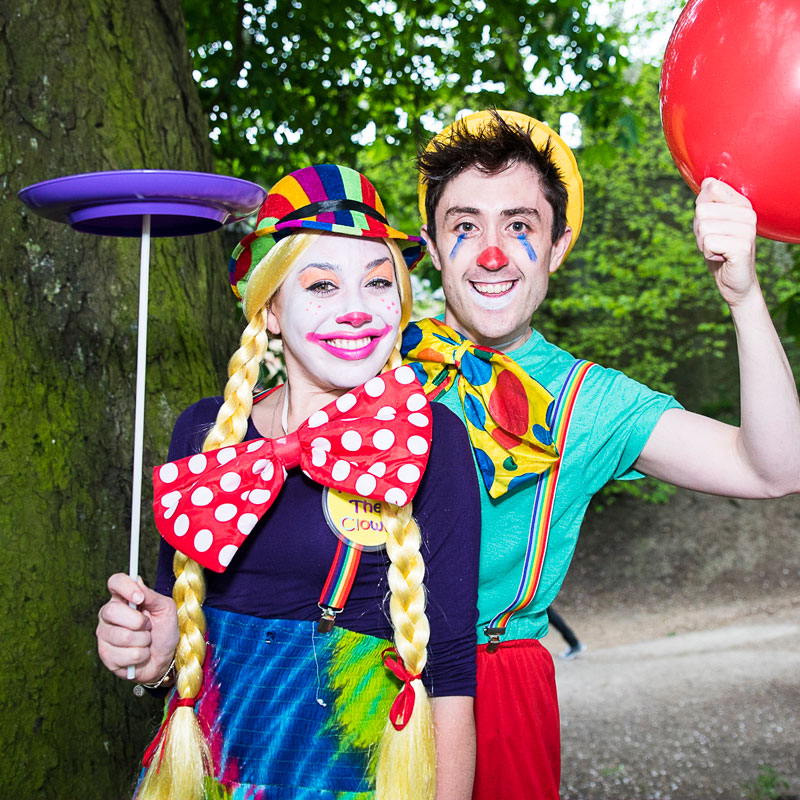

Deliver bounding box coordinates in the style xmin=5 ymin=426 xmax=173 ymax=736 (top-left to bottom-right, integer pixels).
xmin=128 ymin=214 xmax=151 ymax=681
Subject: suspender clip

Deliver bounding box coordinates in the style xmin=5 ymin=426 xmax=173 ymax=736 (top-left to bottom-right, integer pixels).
xmin=317 ymin=604 xmax=341 ymax=633
xmin=484 ymin=626 xmax=506 ymax=654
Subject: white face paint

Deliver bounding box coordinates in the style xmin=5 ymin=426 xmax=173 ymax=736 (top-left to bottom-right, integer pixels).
xmin=267 ymin=234 xmax=402 ymax=394
xmin=426 ymin=163 xmax=572 ymax=352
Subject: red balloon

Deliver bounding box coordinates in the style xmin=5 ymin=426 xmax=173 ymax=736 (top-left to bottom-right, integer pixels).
xmin=660 ymin=0 xmax=800 ymax=243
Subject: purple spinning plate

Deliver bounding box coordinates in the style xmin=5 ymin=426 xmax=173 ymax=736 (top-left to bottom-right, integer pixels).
xmin=18 ymin=170 xmax=266 ymax=237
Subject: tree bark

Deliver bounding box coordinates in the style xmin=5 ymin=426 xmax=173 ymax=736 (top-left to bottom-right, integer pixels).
xmin=0 ymin=1 xmax=241 ymax=795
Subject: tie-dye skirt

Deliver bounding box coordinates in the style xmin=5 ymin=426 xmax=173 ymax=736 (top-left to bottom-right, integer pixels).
xmin=170 ymin=607 xmax=398 ymax=799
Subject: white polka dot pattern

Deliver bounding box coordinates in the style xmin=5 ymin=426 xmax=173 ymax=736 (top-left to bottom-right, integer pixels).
xmin=372 ymin=429 xmax=395 ymax=450
xmin=152 ymin=366 xmax=432 ymax=574
xmin=385 ymin=487 xmax=408 ymax=505
xmin=341 ymin=430 xmax=362 ymax=451
xmin=188 ymin=454 xmax=207 ymax=474
xmin=336 ymin=393 xmax=357 ymax=412
xmin=174 ymin=515 xmax=189 ymax=537
xmin=407 ymin=435 xmax=428 ymax=455
xmin=249 ymin=489 xmax=271 ymax=504
xmin=194 ymin=529 xmax=213 ymax=552
xmin=355 ymin=473 xmax=377 ymax=495
xmin=217 ymin=447 xmax=236 ymax=465
xmin=331 ymin=460 xmax=351 ymax=481
xmin=364 ymin=376 xmax=386 ymax=397
xmin=238 ymin=514 xmax=258 ymax=535
xmin=159 ymin=463 xmax=179 ymax=483
xmin=219 ymin=472 xmax=242 ymax=492
xmin=394 ymin=365 xmax=416 ymax=384
xmin=308 ymin=410 xmax=329 ymax=428
xmin=406 ymin=393 xmax=427 ymax=412
xmin=191 ymin=487 xmax=213 ymax=506
xmin=397 ymin=464 xmax=421 ymax=483
xmin=218 ymin=544 xmax=238 ymax=568
xmin=161 ymin=490 xmax=181 ymax=510
xmin=220 ymin=472 xmax=241 ymax=492
xmin=214 ymin=504 xmax=238 ymax=522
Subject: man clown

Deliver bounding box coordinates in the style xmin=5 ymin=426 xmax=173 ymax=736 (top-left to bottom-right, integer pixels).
xmin=401 ymin=109 xmax=800 ymax=800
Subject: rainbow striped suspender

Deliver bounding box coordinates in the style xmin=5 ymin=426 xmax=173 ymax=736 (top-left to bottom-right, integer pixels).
xmin=484 ymin=359 xmax=596 ymax=652
xmin=252 ymin=386 xmax=363 ymax=633
xmin=317 ymin=540 xmax=362 ymax=632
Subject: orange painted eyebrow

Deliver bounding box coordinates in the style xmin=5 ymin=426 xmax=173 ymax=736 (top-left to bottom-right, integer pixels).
xmin=364 ymin=258 xmax=394 ymax=282
xmin=298 ymin=266 xmax=340 ymax=289
xmin=297 ymin=256 xmax=393 ymax=287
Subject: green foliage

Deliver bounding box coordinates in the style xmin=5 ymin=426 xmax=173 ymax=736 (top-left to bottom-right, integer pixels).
xmin=770 ymin=248 xmax=800 ymax=347
xmin=182 ymin=0 xmax=635 ymax=188
xmin=540 ymin=65 xmax=715 ymax=397
xmin=537 ymin=63 xmax=799 ymax=505
xmin=540 ymin=64 xmax=799 ymax=398
xmin=742 ymin=765 xmax=791 ymax=800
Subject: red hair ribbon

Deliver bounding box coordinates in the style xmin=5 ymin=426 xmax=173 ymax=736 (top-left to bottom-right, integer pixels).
xmin=142 ymin=684 xmax=203 ymax=771
xmin=382 ymin=647 xmax=422 ymax=731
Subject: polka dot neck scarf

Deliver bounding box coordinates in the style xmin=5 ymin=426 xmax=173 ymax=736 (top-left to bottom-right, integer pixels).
xmin=401 ymin=317 xmax=559 ymax=498
xmin=153 ymin=366 xmax=432 ymax=573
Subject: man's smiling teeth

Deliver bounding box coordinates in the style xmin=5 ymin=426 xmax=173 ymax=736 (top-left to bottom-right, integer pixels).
xmin=473 ymin=280 xmax=514 ymax=295
xmin=326 ymin=337 xmax=372 ymax=350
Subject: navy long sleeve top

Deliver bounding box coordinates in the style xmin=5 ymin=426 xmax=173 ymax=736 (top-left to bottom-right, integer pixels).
xmin=155 ymin=397 xmax=481 ymax=697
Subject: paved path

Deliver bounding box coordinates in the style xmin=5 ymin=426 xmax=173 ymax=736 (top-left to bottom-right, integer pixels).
xmin=545 ymin=608 xmax=800 ymax=799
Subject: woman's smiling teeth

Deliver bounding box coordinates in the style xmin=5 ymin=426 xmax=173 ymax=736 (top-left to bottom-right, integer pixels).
xmin=472 ymin=280 xmax=514 ymax=295
xmin=326 ymin=336 xmax=373 ymax=350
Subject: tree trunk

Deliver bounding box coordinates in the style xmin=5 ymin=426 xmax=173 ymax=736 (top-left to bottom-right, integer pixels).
xmin=0 ymin=1 xmax=241 ymax=795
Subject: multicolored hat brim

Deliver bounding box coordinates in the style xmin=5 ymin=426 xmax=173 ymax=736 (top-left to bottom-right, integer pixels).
xmin=228 ymin=164 xmax=425 ymax=300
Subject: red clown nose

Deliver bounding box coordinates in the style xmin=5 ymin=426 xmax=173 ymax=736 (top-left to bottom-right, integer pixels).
xmin=477 ymin=246 xmax=509 ymax=270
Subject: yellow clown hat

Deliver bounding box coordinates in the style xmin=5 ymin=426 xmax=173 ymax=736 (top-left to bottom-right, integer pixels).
xmin=418 ymin=110 xmax=584 ymax=259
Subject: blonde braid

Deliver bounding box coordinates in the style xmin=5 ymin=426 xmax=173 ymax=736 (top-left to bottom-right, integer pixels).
xmin=375 ymin=339 xmax=436 ymax=800
xmin=204 ymin=306 xmax=271 ymax=451
xmin=137 ymin=307 xmax=272 ymax=800
xmin=136 ymin=551 xmax=210 ymax=800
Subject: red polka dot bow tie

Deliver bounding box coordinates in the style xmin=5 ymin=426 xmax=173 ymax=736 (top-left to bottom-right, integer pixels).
xmin=153 ymin=366 xmax=432 ymax=572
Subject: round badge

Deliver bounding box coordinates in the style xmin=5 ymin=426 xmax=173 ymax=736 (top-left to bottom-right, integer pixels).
xmin=322 ymin=488 xmax=387 ymax=551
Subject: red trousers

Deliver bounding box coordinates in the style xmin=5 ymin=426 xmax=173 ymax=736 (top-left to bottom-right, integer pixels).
xmin=473 ymin=639 xmax=561 ymax=800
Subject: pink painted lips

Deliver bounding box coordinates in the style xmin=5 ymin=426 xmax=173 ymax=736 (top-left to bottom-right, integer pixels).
xmin=307 ymin=326 xmax=392 ymax=360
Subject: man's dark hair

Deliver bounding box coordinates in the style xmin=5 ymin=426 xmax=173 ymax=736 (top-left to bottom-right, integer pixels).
xmin=418 ymin=109 xmax=569 ymax=247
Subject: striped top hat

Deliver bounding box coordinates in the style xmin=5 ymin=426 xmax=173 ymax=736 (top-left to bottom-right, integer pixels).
xmin=229 ymin=164 xmax=425 ymax=299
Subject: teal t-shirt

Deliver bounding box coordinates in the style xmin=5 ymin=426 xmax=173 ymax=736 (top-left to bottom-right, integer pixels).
xmin=431 ymin=327 xmax=683 ymax=641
